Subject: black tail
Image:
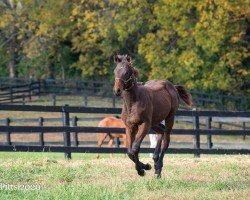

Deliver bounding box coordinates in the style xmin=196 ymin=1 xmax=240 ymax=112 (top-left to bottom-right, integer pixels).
xmin=175 ymin=85 xmax=193 ymax=106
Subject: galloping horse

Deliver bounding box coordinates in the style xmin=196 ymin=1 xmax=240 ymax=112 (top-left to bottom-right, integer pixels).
xmin=96 ymin=116 xmax=127 ymax=159
xmin=113 ymin=55 xmax=192 ymax=178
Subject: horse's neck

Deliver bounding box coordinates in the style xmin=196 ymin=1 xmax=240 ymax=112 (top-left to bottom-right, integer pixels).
xmin=122 ymin=85 xmax=138 ymax=113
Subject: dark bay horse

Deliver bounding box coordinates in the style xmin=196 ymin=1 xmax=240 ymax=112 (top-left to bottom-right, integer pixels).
xmin=113 ymin=55 xmax=192 ymax=178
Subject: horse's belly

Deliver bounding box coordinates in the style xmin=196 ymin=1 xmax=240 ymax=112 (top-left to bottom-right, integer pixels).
xmin=151 ymin=90 xmax=171 ymax=125
xmin=110 ymin=133 xmax=124 ymax=138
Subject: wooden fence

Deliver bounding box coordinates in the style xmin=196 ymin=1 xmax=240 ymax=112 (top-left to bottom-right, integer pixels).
xmin=0 ymin=105 xmax=249 ymax=159
xmin=0 ymin=80 xmax=40 ymax=104
xmin=0 ymin=77 xmax=247 ymax=110
xmin=0 ymin=115 xmax=249 ymax=147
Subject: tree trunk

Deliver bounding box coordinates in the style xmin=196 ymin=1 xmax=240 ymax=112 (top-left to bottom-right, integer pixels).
xmin=8 ymin=26 xmax=17 ymax=78
xmin=48 ymin=60 xmax=56 ymax=79
xmin=61 ymin=63 xmax=65 ymax=81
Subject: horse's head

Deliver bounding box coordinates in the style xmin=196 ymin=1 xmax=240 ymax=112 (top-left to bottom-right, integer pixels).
xmin=113 ymin=55 xmax=138 ymax=96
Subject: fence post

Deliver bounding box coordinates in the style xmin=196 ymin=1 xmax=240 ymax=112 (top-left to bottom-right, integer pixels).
xmin=112 ymin=96 xmax=116 ymax=108
xmin=221 ymin=96 xmax=225 ymax=110
xmin=115 ymin=137 xmax=120 ymax=148
xmin=62 ymin=104 xmax=71 ymax=159
xmin=38 ymin=117 xmax=44 ymax=146
xmin=22 ymin=95 xmax=25 ymax=105
xmin=29 ymin=80 xmax=32 ymax=101
xmin=218 ymin=122 xmax=222 ymax=129
xmin=43 ymin=79 xmax=47 ymax=91
xmin=76 ymin=80 xmax=79 ymax=91
xmin=72 ymin=116 xmax=78 ymax=147
xmin=52 ymin=94 xmax=56 ymax=106
xmin=243 ymin=122 xmax=246 ymax=140
xmin=84 ymin=94 xmax=88 ymax=107
xmin=193 ymin=112 xmax=200 ymax=157
xmin=206 ymin=117 xmax=213 ymax=149
xmin=5 ymin=118 xmax=11 ymax=145
xmin=10 ymin=86 xmax=13 ymax=103
xmin=202 ymin=94 xmax=205 ymax=107
xmin=38 ymin=79 xmax=41 ymax=96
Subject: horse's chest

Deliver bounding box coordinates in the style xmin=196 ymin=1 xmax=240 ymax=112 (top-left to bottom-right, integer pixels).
xmin=123 ymin=105 xmax=148 ymax=127
xmin=126 ymin=113 xmax=141 ymax=127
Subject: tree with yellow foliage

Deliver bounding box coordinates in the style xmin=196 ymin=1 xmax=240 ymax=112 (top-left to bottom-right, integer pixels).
xmin=0 ymin=0 xmax=249 ymax=104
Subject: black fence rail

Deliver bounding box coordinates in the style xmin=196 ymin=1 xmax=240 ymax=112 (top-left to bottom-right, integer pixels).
xmin=0 ymin=80 xmax=40 ymax=104
xmin=42 ymin=79 xmax=112 ymax=96
xmin=0 ymin=77 xmax=247 ymax=110
xmin=0 ymin=115 xmax=249 ymax=145
xmin=0 ymin=77 xmax=112 ymax=96
xmin=0 ymin=105 xmax=249 ymax=159
xmin=36 ymin=93 xmax=120 ymax=107
xmin=191 ymin=91 xmax=246 ymax=111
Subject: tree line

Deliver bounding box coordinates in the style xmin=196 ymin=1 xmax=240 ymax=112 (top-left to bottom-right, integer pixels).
xmin=0 ymin=0 xmax=249 ymax=101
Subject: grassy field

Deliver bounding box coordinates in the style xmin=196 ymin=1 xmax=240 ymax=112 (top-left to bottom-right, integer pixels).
xmin=0 ymin=152 xmax=249 ymax=200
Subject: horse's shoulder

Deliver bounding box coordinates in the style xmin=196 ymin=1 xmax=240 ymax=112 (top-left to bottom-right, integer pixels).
xmin=136 ymin=86 xmax=152 ymax=103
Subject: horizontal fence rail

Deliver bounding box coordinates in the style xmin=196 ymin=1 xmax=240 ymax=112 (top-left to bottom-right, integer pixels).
xmin=0 ymin=80 xmax=40 ymax=105
xmin=0 ymin=126 xmax=249 ymax=136
xmin=0 ymin=146 xmax=249 ymax=155
xmin=0 ymin=104 xmax=249 ymax=159
xmin=0 ymin=116 xmax=249 ymax=131
xmin=0 ymin=104 xmax=250 ymax=116
xmin=1 ymin=141 xmax=248 ymax=150
xmin=0 ymin=77 xmax=246 ymax=110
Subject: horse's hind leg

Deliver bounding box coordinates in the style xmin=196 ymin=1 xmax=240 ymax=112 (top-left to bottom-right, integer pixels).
xmin=96 ymin=133 xmax=108 ymax=159
xmin=151 ymin=125 xmax=164 ymax=173
xmin=154 ymin=117 xmax=174 ymax=178
xmin=108 ymin=136 xmax=114 ymax=158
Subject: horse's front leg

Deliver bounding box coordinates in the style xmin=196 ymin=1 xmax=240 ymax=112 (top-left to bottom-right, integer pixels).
xmin=126 ymin=125 xmax=137 ymax=162
xmin=154 ymin=117 xmax=174 ymax=178
xmin=130 ymin=123 xmax=151 ymax=176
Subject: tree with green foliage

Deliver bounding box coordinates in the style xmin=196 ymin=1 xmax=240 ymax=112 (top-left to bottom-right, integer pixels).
xmin=0 ymin=0 xmax=24 ymax=78
xmin=0 ymin=0 xmax=249 ymax=103
xmin=138 ymin=0 xmax=249 ymax=94
xmin=0 ymin=0 xmax=78 ymax=79
xmin=20 ymin=0 xmax=77 ymax=79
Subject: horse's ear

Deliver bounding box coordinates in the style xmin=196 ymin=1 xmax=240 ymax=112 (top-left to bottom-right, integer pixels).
xmin=114 ymin=55 xmax=121 ymax=64
xmin=126 ymin=55 xmax=131 ymax=63
xmin=133 ymin=67 xmax=139 ymax=77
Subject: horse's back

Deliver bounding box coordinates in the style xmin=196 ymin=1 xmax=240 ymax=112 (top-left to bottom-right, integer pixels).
xmin=144 ymin=80 xmax=167 ymax=91
xmin=144 ymin=80 xmax=179 ymax=103
xmin=144 ymin=80 xmax=179 ymax=125
xmin=98 ymin=116 xmax=126 ymax=138
xmin=98 ymin=116 xmax=125 ymax=128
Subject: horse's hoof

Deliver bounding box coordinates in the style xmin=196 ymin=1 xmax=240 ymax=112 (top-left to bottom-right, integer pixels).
xmin=154 ymin=173 xmax=161 ymax=179
xmin=155 ymin=169 xmax=162 ymax=178
xmin=138 ymin=170 xmax=145 ymax=176
xmin=144 ymin=163 xmax=152 ymax=170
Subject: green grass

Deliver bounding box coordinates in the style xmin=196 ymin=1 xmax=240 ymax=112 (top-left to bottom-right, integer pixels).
xmin=27 ymin=95 xmax=123 ymax=108
xmin=0 ymin=152 xmax=249 ymax=200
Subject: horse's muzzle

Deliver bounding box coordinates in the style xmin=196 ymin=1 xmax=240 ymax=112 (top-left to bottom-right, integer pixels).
xmin=114 ymin=88 xmax=122 ymax=96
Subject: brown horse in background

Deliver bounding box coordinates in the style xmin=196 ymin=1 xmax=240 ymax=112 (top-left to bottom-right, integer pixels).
xmin=113 ymin=54 xmax=192 ymax=178
xmin=96 ymin=116 xmax=127 ymax=159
